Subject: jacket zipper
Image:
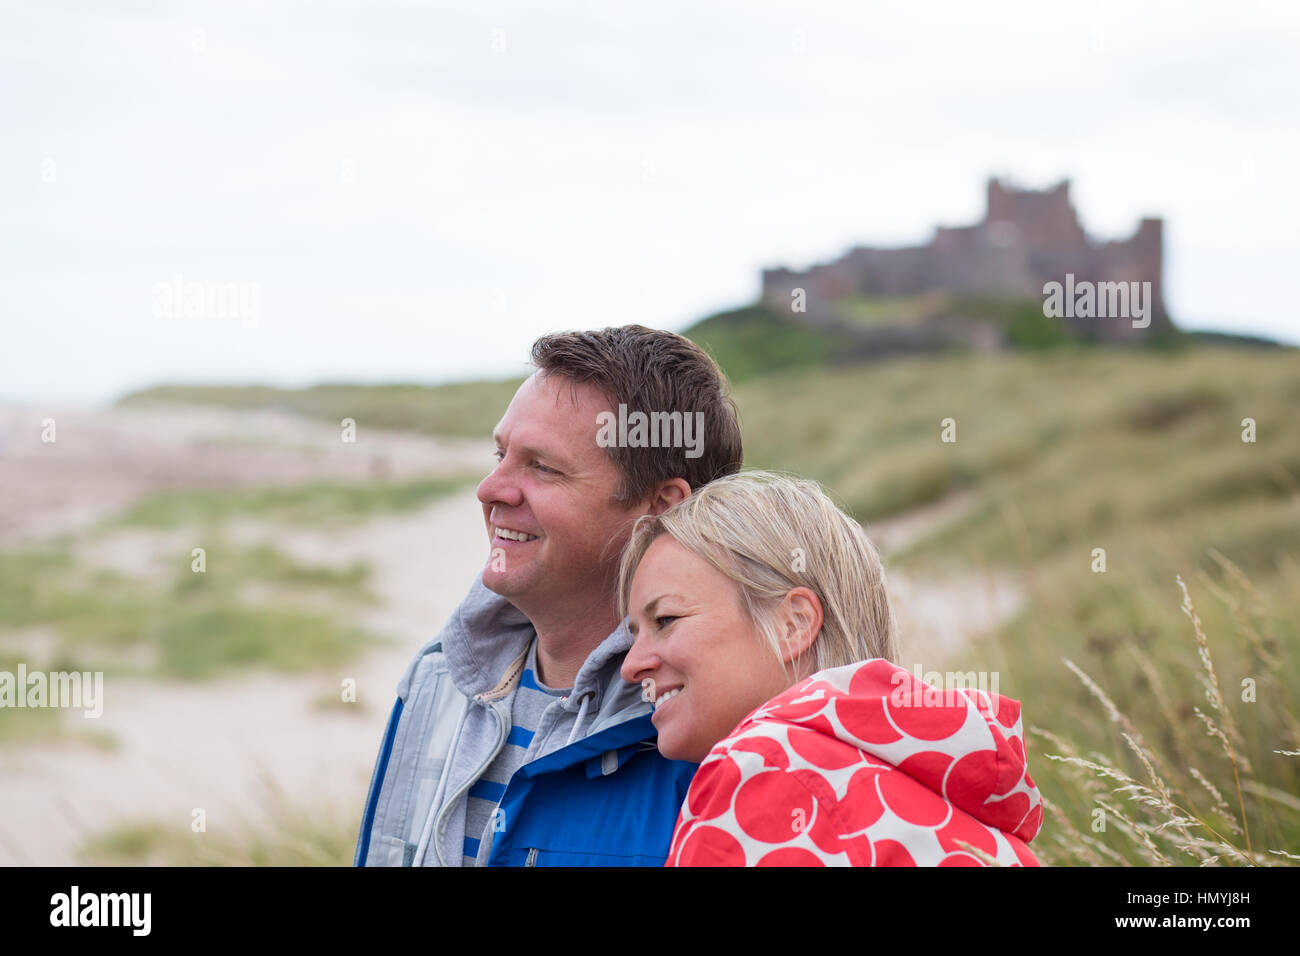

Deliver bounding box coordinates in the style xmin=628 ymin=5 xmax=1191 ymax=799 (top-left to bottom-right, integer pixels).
xmin=433 ymin=695 xmax=509 ymax=866
xmin=525 ymin=847 xmax=538 ymax=867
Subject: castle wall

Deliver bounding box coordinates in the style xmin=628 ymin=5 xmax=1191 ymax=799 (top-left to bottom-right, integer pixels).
xmin=759 ymin=178 xmax=1167 ymax=342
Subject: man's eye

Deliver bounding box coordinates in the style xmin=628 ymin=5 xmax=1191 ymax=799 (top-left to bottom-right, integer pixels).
xmin=493 ymin=449 xmax=505 ymax=462
xmin=533 ymin=462 xmax=557 ymax=475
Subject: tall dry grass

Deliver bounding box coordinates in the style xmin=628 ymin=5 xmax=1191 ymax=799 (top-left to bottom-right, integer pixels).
xmin=1031 ymin=553 xmax=1298 ymax=866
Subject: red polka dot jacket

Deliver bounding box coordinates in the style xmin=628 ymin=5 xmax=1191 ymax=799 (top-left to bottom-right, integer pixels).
xmin=666 ymin=658 xmax=1044 ymax=866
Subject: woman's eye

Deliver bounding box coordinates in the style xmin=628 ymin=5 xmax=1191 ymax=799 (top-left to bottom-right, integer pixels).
xmin=655 ymin=615 xmax=678 ymax=629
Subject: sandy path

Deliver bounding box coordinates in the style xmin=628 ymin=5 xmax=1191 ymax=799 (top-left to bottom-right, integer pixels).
xmin=867 ymin=493 xmax=1025 ymax=674
xmin=886 ymin=568 xmax=1023 ymax=673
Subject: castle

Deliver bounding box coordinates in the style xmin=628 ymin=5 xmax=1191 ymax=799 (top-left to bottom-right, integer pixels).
xmin=760 ymin=178 xmax=1170 ymax=343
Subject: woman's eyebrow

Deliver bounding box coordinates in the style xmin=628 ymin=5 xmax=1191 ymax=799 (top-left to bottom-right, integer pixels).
xmin=641 ymin=595 xmax=685 ymax=618
xmin=629 ymin=596 xmax=661 ymax=636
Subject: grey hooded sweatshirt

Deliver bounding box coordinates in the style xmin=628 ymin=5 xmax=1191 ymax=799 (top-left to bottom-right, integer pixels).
xmin=354 ymin=572 xmax=667 ymax=866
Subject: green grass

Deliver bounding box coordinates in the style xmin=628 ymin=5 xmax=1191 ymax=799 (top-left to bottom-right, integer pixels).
xmin=731 ymin=347 xmax=1299 ymax=532
xmin=684 ymin=304 xmax=866 ymax=382
xmin=827 ymin=290 xmax=1072 ymax=348
xmin=831 ymin=290 xmax=953 ymax=327
xmin=946 ymin=294 xmax=1077 ymax=349
xmin=116 ymin=380 xmax=524 ymax=439
xmin=0 ymin=648 xmax=63 ymax=744
xmin=81 ymin=797 xmax=357 ymax=866
xmin=0 ymin=540 xmax=386 ymax=684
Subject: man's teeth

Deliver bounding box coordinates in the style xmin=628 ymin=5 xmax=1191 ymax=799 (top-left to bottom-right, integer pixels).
xmin=655 ymin=688 xmax=682 ymax=706
xmin=495 ymin=527 xmax=539 ymax=542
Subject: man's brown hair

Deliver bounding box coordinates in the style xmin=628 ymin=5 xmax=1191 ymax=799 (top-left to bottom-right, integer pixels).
xmin=530 ymin=325 xmax=743 ymax=504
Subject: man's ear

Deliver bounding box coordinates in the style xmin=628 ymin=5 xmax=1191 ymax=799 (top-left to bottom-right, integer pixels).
xmin=777 ymin=587 xmax=823 ymax=666
xmin=646 ymin=478 xmax=691 ymax=516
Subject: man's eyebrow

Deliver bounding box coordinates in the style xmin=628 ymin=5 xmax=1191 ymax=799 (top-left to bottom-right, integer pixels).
xmin=492 ymin=433 xmax=577 ymax=471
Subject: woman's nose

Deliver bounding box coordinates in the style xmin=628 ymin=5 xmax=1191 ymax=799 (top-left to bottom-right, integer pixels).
xmin=621 ymin=630 xmax=655 ymax=686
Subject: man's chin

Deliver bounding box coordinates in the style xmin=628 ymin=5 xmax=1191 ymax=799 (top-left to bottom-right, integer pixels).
xmin=481 ymin=570 xmax=515 ymax=596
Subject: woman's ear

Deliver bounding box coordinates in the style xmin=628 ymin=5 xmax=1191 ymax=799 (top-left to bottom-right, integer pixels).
xmin=777 ymin=587 xmax=823 ymax=665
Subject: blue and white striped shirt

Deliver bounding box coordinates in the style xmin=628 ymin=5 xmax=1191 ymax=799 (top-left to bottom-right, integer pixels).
xmin=462 ymin=637 xmax=570 ymax=865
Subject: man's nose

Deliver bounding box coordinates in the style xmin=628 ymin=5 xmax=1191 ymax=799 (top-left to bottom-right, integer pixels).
xmin=477 ymin=456 xmax=523 ymax=509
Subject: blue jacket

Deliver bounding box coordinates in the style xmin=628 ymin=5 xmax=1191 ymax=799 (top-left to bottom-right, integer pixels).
xmin=354 ymin=574 xmax=698 ymax=866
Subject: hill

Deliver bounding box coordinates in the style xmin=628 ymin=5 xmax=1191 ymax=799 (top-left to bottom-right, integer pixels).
xmin=681 ymin=291 xmax=1206 ymax=382
xmin=114 ymin=341 xmax=1300 ymax=865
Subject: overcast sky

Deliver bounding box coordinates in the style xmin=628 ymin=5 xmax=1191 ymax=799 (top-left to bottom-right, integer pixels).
xmin=3 ymin=0 xmax=1298 ymax=405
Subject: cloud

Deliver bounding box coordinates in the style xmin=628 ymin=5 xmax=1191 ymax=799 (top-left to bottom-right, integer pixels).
xmin=2 ymin=0 xmax=1296 ymax=403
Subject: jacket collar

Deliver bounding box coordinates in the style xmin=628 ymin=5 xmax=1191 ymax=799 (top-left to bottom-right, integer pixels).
xmin=442 ymin=573 xmax=645 ymax=722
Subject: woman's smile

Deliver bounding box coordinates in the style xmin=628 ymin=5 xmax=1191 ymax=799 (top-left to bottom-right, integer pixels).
xmin=651 ymin=685 xmax=683 ymax=717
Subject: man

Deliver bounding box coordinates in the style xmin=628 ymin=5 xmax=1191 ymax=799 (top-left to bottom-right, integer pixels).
xmin=353 ymin=325 xmax=744 ymax=866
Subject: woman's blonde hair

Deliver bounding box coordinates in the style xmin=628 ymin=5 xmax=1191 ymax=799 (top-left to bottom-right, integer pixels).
xmin=617 ymin=470 xmax=898 ymax=676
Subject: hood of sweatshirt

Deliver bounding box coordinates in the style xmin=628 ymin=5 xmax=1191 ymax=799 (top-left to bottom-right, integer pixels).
xmin=415 ymin=572 xmax=650 ymax=733
xmin=746 ymin=657 xmax=1043 ymax=845
xmin=665 ymin=657 xmax=1043 ymax=865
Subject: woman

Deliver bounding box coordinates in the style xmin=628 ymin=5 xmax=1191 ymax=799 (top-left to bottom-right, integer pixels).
xmin=618 ymin=471 xmax=1042 ymax=866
